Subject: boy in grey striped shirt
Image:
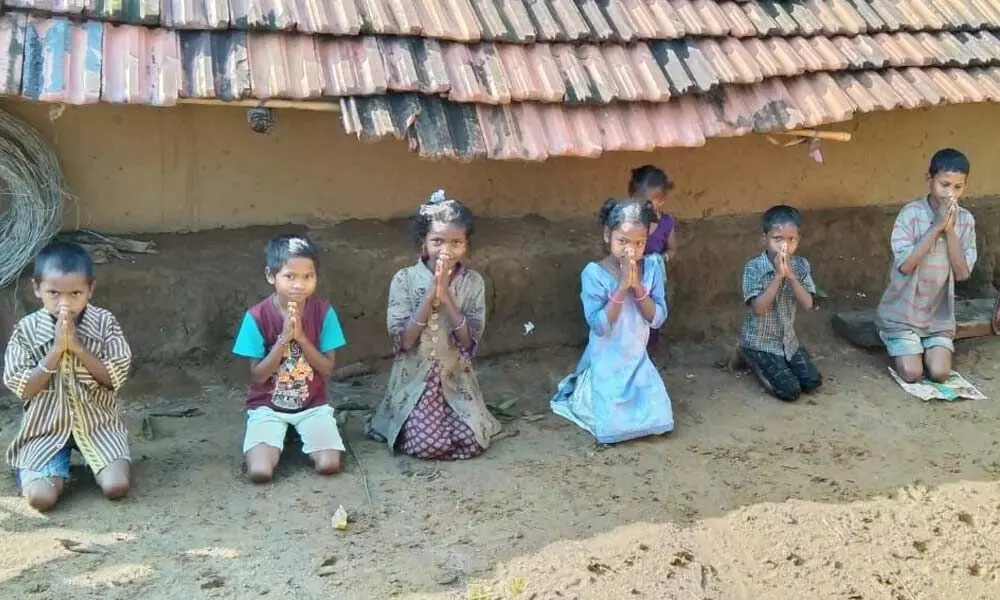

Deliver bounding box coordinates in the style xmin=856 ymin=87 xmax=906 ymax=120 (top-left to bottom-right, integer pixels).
xmin=3 ymin=242 xmax=132 ymax=512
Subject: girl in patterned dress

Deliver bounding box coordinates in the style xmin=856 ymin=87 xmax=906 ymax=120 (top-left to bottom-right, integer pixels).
xmin=366 ymin=190 xmax=501 ymax=459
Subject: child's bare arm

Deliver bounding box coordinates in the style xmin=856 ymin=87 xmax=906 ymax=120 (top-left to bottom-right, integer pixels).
xmin=897 ymin=213 xmax=949 ymax=276
xmin=14 ymin=347 xmax=62 ymax=401
xmin=438 ymin=291 xmax=474 ymax=350
xmin=296 ymin=336 xmax=336 ymax=379
xmin=944 ymin=225 xmax=971 ymax=281
xmin=400 ymin=293 xmax=435 ymax=351
xmin=250 ymin=340 xmax=288 ymax=383
xmin=70 ymin=345 xmax=114 ymax=388
xmin=786 ymin=273 xmax=814 ymax=310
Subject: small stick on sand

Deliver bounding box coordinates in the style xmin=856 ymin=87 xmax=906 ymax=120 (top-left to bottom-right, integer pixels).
xmin=344 ymin=437 xmax=373 ymax=504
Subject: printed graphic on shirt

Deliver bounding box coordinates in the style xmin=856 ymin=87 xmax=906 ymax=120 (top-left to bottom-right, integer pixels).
xmin=273 ymin=342 xmax=313 ymax=410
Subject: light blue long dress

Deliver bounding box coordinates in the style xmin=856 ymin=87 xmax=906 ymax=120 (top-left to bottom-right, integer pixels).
xmin=551 ymin=254 xmax=674 ymax=444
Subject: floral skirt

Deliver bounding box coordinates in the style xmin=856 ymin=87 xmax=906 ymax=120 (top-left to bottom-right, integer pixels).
xmin=397 ymin=363 xmax=484 ymax=460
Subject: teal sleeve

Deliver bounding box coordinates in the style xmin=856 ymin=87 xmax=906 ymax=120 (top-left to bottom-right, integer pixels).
xmin=232 ymin=312 xmax=266 ymax=359
xmin=318 ymin=307 xmax=347 ymax=353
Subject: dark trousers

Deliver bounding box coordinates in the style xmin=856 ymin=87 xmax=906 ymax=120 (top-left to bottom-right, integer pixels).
xmin=741 ymin=347 xmax=822 ymax=402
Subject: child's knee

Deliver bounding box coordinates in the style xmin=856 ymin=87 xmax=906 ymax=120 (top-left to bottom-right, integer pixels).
xmin=24 ymin=484 xmax=60 ymax=512
xmin=772 ymin=380 xmax=802 ymax=402
xmin=899 ymin=365 xmax=924 ymax=383
xmin=101 ymin=480 xmax=130 ymax=500
xmin=927 ymin=368 xmax=950 ymax=383
xmin=247 ymin=462 xmax=275 ymax=483
xmin=801 ymin=373 xmax=822 ymax=393
xmin=313 ymin=451 xmax=341 ymax=476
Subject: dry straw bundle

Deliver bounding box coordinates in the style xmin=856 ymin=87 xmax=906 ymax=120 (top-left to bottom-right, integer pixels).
xmin=0 ymin=109 xmax=64 ymax=287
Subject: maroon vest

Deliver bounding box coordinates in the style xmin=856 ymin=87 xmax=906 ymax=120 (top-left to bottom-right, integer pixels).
xmin=245 ymin=296 xmax=328 ymax=412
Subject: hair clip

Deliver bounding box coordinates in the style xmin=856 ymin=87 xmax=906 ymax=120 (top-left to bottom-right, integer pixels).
xmin=286 ymin=237 xmax=310 ymax=253
xmin=419 ymin=190 xmax=459 ymax=221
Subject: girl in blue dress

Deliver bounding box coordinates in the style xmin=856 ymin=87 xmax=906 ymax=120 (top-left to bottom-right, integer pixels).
xmin=551 ymin=199 xmax=674 ymax=444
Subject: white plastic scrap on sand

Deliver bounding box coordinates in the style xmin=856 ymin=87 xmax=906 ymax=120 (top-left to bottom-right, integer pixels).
xmin=332 ymin=506 xmax=348 ymax=530
xmin=523 ymin=322 xmax=535 ymax=336
xmin=888 ymin=368 xmax=987 ymax=401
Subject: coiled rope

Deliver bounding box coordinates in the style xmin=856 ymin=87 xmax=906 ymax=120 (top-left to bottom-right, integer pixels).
xmin=0 ymin=109 xmax=65 ymax=287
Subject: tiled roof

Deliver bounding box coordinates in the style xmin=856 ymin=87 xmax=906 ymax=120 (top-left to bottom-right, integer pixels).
xmin=2 ymin=1 xmax=1000 ymax=159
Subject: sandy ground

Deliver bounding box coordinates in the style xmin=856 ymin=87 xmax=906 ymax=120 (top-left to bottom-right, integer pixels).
xmin=2 ymin=331 xmax=1000 ymax=599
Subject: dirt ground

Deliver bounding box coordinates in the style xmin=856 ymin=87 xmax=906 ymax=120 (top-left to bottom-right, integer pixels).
xmin=2 ymin=311 xmax=1000 ymax=599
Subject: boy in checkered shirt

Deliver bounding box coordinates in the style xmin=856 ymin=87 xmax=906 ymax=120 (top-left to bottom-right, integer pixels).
xmin=739 ymin=206 xmax=821 ymax=401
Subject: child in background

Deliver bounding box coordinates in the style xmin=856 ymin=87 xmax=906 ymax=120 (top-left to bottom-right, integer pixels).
xmin=876 ymin=149 xmax=977 ymax=383
xmin=3 ymin=242 xmax=132 ymax=511
xmin=629 ymin=165 xmax=676 ymax=350
xmin=739 ymin=206 xmax=821 ymax=402
xmin=366 ymin=190 xmax=501 ymax=460
xmin=232 ymin=235 xmax=346 ymax=483
xmin=551 ymin=199 xmax=674 ymax=444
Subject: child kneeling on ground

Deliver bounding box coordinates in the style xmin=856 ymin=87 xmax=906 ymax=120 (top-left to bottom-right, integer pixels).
xmin=739 ymin=206 xmax=822 ymax=402
xmin=4 ymin=242 xmax=133 ymax=511
xmin=876 ymin=149 xmax=977 ymax=383
xmin=232 ymin=235 xmax=347 ymax=482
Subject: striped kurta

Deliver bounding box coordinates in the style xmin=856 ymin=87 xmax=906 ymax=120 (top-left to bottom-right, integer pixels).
xmin=3 ymin=305 xmax=132 ymax=473
xmin=876 ymin=197 xmax=977 ymax=338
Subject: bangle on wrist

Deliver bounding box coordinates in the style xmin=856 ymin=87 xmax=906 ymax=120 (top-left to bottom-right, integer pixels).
xmin=635 ymin=287 xmax=649 ymax=301
xmin=452 ymin=317 xmax=467 ymax=332
xmin=411 ymin=317 xmax=428 ymax=328
xmin=609 ymin=293 xmax=626 ymax=305
xmin=37 ymin=363 xmax=57 ymax=375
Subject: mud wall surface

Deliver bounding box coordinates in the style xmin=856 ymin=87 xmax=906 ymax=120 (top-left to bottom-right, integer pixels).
xmin=4 ymin=98 xmax=1000 ymax=233
xmin=2 ymin=203 xmax=997 ymax=368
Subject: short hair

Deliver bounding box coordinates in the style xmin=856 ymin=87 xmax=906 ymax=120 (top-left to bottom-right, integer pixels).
xmin=33 ymin=241 xmax=94 ymax=283
xmin=598 ymin=198 xmax=658 ymax=231
xmin=411 ymin=190 xmax=475 ymax=246
xmin=760 ymin=205 xmax=802 ymax=234
xmin=928 ymin=148 xmax=970 ymax=177
xmin=627 ymin=164 xmax=671 ymax=197
xmin=265 ymin=234 xmax=319 ymax=273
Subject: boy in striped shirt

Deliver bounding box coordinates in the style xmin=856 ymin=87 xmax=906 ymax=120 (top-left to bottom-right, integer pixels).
xmin=3 ymin=242 xmax=132 ymax=512
xmin=876 ymin=149 xmax=977 ymax=383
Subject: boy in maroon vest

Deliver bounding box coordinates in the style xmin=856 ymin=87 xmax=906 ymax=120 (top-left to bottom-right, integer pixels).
xmin=232 ymin=235 xmax=346 ymax=483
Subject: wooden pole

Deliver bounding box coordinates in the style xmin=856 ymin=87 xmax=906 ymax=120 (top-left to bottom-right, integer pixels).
xmin=176 ymin=98 xmax=341 ymax=112
xmin=772 ymin=129 xmax=852 ymax=142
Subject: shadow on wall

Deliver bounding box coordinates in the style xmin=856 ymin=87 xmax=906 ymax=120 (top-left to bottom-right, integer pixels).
xmin=0 ymin=202 xmax=998 ymax=368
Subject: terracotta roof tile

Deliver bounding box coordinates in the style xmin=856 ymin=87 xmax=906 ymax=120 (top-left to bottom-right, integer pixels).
xmin=579 ymin=0 xmax=619 ymax=41
xmin=316 ymin=37 xmax=386 ymax=97
xmin=0 ymin=13 xmax=26 ymax=95
xmin=785 ymin=1 xmax=824 ymax=36
xmin=179 ymin=31 xmax=251 ymax=99
xmin=716 ymin=1 xmax=756 ymax=37
xmin=718 ymin=37 xmax=763 ymax=83
xmin=4 ymin=0 xmax=87 ymax=15
xmin=899 ymin=66 xmax=946 ymax=104
xmin=92 ymin=0 xmax=161 ymax=25
xmin=924 ymin=67 xmax=968 ymax=102
xmin=969 ymin=66 xmax=1000 ymax=101
xmin=7 ymin=0 xmax=1000 ymax=160
xmin=22 ymin=17 xmax=103 ymax=104
xmin=832 ymin=0 xmax=874 ymax=33
xmin=947 ymin=67 xmax=988 ymax=102
xmin=807 ymin=36 xmax=850 ymax=70
xmin=882 ymin=68 xmax=929 ymax=109
xmin=880 ymin=32 xmax=931 ymax=66
xmin=162 ymin=0 xmax=229 ymax=29
xmin=247 ymin=33 xmax=322 ymax=99
xmin=101 ymin=23 xmax=180 ymax=105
